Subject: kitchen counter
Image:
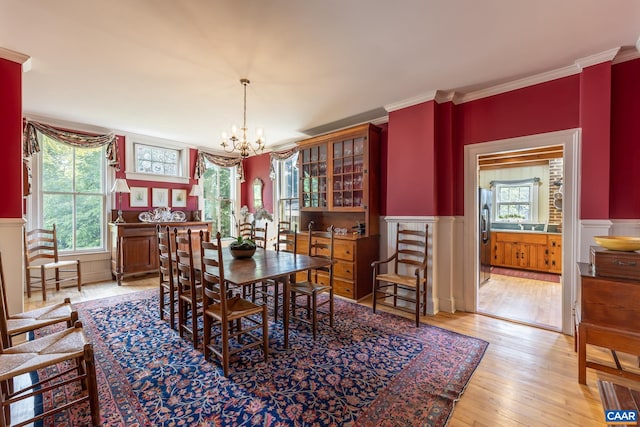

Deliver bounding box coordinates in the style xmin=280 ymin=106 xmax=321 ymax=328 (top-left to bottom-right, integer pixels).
xmin=491 ymin=229 xmax=561 ymax=235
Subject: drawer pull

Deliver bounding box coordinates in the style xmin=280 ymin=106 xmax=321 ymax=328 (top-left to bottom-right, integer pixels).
xmin=613 ymin=260 xmax=637 ymax=267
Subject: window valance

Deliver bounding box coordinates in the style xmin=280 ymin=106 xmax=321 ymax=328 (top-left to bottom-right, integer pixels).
xmin=269 ymin=147 xmax=298 ymax=180
xmin=195 ymin=152 xmax=245 ymax=182
xmin=490 ymin=177 xmax=540 ymax=187
xmin=23 ymin=120 xmax=119 ymax=169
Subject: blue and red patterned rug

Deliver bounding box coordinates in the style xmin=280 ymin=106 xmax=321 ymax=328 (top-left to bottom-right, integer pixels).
xmin=37 ymin=289 xmax=488 ymax=426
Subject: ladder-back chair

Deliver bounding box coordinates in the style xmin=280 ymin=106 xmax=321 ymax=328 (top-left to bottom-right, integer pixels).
xmin=371 ymin=223 xmax=429 ymax=327
xmin=200 ymin=231 xmax=268 ymax=376
xmin=157 ymin=225 xmax=177 ymax=330
xmin=290 ymin=224 xmax=334 ymax=340
xmin=175 ymin=228 xmax=202 ymax=349
xmin=24 ymin=225 xmax=82 ymax=300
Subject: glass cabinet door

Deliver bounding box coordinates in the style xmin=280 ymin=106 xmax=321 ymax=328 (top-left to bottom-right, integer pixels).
xmin=300 ymin=144 xmax=327 ymax=208
xmin=332 ymin=136 xmax=365 ymax=209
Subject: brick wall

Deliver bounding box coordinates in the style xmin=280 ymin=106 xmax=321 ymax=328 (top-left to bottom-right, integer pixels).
xmin=548 ymin=158 xmax=563 ymax=227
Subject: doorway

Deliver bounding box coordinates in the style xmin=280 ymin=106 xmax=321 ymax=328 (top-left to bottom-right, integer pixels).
xmin=463 ymin=129 xmax=580 ymax=336
xmin=476 ymin=146 xmax=563 ymax=331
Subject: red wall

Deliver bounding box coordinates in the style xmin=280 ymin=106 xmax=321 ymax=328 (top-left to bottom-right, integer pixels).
xmin=610 ymin=58 xmax=640 ymax=218
xmin=0 ymin=58 xmax=23 ymax=218
xmin=435 ymin=102 xmax=455 ymax=216
xmin=115 ymin=139 xmax=199 ymax=212
xmin=579 ymin=62 xmax=612 ymax=219
xmin=378 ymin=123 xmax=389 ymax=216
xmin=241 ymin=153 xmax=273 ymax=214
xmin=386 ymin=101 xmax=437 ymax=216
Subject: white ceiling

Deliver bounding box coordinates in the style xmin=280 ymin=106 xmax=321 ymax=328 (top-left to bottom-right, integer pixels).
xmin=1 ymin=0 xmax=639 ymax=152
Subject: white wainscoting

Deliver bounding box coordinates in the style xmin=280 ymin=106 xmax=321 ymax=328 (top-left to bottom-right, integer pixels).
xmin=0 ymin=218 xmax=26 ymax=316
xmin=58 ymin=252 xmax=114 ymax=285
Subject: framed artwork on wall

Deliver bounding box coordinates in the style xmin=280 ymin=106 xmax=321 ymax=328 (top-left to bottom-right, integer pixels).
xmin=172 ymin=189 xmax=187 ymax=207
xmin=152 ymin=188 xmax=169 ymax=207
xmin=129 ymin=187 xmax=148 ymax=207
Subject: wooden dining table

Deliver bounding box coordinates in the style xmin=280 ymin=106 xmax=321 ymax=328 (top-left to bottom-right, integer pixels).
xmin=196 ymin=247 xmax=332 ymax=349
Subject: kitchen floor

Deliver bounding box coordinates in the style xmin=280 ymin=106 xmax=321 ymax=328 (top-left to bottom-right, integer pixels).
xmin=477 ymin=269 xmax=562 ymax=331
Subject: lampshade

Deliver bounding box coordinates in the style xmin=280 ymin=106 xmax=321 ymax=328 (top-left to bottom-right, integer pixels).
xmin=111 ymin=178 xmax=131 ymax=194
xmin=189 ymin=183 xmax=203 ymax=197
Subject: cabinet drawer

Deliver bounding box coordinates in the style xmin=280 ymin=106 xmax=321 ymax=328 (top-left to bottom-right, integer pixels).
xmin=495 ymin=232 xmax=547 ymax=245
xmin=317 ymin=272 xmax=354 ymax=299
xmin=333 ymin=261 xmax=355 ymax=280
xmin=306 ymin=237 xmax=355 ymax=261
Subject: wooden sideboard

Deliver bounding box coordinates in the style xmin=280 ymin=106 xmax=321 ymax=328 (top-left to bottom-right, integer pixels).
xmin=109 ymin=221 xmax=211 ymax=285
xmin=577 ymin=262 xmax=640 ymax=384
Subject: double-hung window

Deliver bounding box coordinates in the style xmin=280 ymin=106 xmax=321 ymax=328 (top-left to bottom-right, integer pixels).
xmin=37 ymin=134 xmax=107 ymax=252
xmin=493 ymin=178 xmax=540 ymax=222
xmin=201 ymin=160 xmax=236 ymax=238
xmin=275 ymin=153 xmax=299 ymax=229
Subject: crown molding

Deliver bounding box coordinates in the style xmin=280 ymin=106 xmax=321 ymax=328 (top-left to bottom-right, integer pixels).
xmin=613 ymin=45 xmax=640 ymax=64
xmin=575 ymin=47 xmax=620 ymax=70
xmin=384 ymin=90 xmax=437 ymax=112
xmin=454 ymin=64 xmax=581 ymax=104
xmin=434 ymin=90 xmax=455 ymax=104
xmin=0 ymin=47 xmax=32 ymax=71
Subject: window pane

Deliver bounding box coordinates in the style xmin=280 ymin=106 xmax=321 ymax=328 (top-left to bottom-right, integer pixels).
xmin=75 ymin=146 xmax=103 ymax=193
xmin=42 ymin=137 xmax=73 ymax=192
xmin=134 ymin=143 xmax=180 ymax=176
xmin=43 ymin=193 xmax=73 ymax=250
xmin=76 ymin=195 xmax=104 ymax=250
xmin=201 ymin=161 xmax=234 ymax=238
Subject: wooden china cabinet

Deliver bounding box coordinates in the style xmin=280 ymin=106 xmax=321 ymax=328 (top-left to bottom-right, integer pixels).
xmin=295 ymin=123 xmax=381 ymax=300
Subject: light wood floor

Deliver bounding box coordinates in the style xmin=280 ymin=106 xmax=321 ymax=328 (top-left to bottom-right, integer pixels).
xmin=478 ymin=273 xmax=562 ymax=331
xmin=22 ymin=277 xmax=638 ymax=426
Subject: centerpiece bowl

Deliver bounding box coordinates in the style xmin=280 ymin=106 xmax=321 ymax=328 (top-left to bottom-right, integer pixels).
xmin=229 ymin=237 xmax=257 ymax=259
xmin=593 ymin=236 xmax=640 ymax=252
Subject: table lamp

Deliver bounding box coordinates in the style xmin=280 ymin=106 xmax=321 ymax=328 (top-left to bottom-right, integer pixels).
xmin=111 ymin=178 xmax=131 ymax=223
xmin=190 ymin=183 xmax=203 ymax=221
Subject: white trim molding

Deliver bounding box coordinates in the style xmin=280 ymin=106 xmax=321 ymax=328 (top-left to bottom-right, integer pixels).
xmin=610 ymin=219 xmax=640 ymax=237
xmin=384 ymin=91 xmax=437 ymax=113
xmin=579 ymin=219 xmax=613 ymax=263
xmin=575 ymin=47 xmax=621 ymax=70
xmin=463 ymin=128 xmax=581 ymax=336
xmin=0 ymin=47 xmax=31 ymax=71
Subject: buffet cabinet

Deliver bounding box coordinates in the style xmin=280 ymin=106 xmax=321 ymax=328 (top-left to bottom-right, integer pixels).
xmin=577 ymin=262 xmax=640 ymax=384
xmin=295 ymin=123 xmax=381 ymax=300
xmin=110 ymin=221 xmax=211 ymax=285
xmin=491 ymin=231 xmax=562 ymax=273
xmin=296 ymin=232 xmax=379 ymax=300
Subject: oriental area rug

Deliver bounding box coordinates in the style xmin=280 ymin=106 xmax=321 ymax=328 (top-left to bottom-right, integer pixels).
xmin=34 ymin=289 xmax=488 ymax=426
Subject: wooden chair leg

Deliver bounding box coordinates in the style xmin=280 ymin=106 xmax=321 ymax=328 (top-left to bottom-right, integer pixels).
xmin=312 ymin=293 xmax=318 ymax=340
xmin=41 ymin=265 xmax=47 ymax=301
xmin=84 ymin=345 xmax=101 ymax=426
xmin=76 ymin=262 xmax=82 ymax=292
xmin=191 ymin=301 xmax=198 ymax=349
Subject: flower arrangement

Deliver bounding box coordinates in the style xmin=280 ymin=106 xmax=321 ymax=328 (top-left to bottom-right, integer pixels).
xmin=254 ymin=207 xmax=273 ymax=222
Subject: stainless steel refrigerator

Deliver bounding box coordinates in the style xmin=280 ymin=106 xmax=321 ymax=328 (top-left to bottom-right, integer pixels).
xmin=479 ymin=188 xmax=492 ymax=283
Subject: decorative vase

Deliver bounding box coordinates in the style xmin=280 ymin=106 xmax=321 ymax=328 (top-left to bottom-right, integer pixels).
xmin=229 ymin=247 xmax=256 ymax=259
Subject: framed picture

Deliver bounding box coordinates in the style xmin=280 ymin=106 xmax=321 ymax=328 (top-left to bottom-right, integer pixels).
xmin=129 ymin=187 xmax=148 ymax=207
xmin=172 ymin=188 xmax=187 ymax=207
xmin=152 ymin=188 xmax=169 ymax=207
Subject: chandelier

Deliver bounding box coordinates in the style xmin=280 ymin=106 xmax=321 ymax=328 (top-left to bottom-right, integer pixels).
xmin=220 ymin=78 xmax=266 ymax=158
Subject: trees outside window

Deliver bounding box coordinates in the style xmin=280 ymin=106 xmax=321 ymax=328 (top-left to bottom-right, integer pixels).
xmin=276 ymin=154 xmax=299 ymax=228
xmin=201 ymin=161 xmax=235 ymax=238
xmin=40 ymin=134 xmax=106 ymax=251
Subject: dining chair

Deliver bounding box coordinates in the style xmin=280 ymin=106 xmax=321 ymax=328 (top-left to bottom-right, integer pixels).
xmin=290 ymin=224 xmax=334 ymax=340
xmin=255 ymin=222 xmax=297 ymax=321
xmin=371 ymin=223 xmax=429 ymax=327
xmin=0 ymin=251 xmax=77 ymax=348
xmin=252 ymin=222 xmax=268 ymax=249
xmin=238 ymin=222 xmax=253 ymax=240
xmin=199 ymin=231 xmax=268 ymax=376
xmin=175 ymin=228 xmax=203 ymax=349
xmin=157 ymin=225 xmax=177 ymax=330
xmin=24 ymin=224 xmax=82 ymax=300
xmin=0 ymin=275 xmax=100 ymax=426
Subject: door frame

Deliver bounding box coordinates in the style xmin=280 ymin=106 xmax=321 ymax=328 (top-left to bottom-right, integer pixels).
xmin=463 ymin=128 xmax=580 ymax=336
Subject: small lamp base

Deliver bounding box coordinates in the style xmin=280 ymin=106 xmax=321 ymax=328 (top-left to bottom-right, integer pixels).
xmin=114 ymin=210 xmax=126 ymax=223
xmin=193 ymin=210 xmax=201 ymax=221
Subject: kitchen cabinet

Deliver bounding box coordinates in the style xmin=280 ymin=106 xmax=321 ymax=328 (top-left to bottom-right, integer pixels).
xmin=110 ymin=221 xmax=211 ymax=285
xmin=491 ymin=231 xmax=562 ymax=273
xmin=295 ymin=123 xmax=381 ymax=300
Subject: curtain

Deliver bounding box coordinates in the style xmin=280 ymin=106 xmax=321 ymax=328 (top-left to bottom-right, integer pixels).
xmin=269 ymin=147 xmax=299 ymax=180
xmin=195 ymin=151 xmax=245 ymax=182
xmin=23 ymin=120 xmax=119 ymax=169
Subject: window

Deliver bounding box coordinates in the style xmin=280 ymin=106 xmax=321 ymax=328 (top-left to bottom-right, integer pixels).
xmin=201 ymin=161 xmax=236 ymax=238
xmin=276 ymin=153 xmax=299 ymax=228
xmin=134 ymin=143 xmax=179 ymax=176
xmin=125 ymin=134 xmax=189 ymax=184
xmin=38 ymin=134 xmax=107 ymax=252
xmin=493 ymin=178 xmax=540 ymax=222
